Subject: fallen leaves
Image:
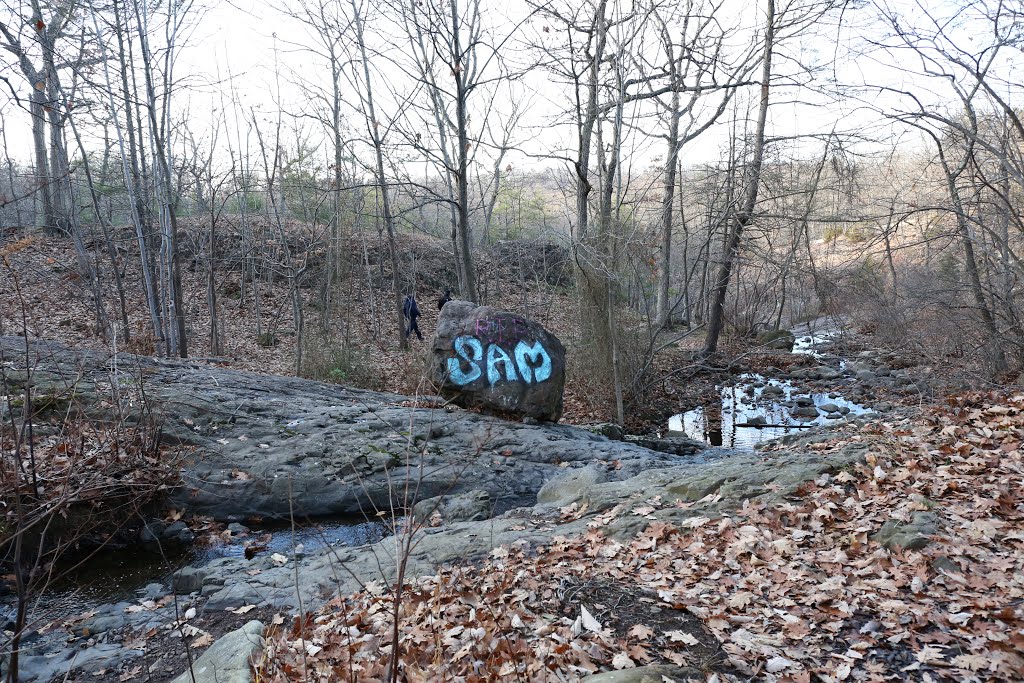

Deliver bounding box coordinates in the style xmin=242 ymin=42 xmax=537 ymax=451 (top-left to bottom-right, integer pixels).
xmin=255 ymin=391 xmax=1024 ymax=682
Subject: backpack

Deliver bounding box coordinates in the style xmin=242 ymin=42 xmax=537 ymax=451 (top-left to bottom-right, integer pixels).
xmin=403 ymin=296 xmax=418 ymax=318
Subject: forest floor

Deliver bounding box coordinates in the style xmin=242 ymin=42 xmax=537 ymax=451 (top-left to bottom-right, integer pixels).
xmin=255 ymin=391 xmax=1024 ymax=682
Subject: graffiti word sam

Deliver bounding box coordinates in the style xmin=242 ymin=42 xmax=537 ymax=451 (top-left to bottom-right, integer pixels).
xmin=447 ymin=335 xmax=552 ymax=387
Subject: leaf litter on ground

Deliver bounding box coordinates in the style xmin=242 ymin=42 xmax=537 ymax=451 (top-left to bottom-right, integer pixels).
xmin=257 ymin=391 xmax=1024 ymax=682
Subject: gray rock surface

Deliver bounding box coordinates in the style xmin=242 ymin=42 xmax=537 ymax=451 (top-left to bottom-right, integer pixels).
xmin=0 ymin=336 xmax=693 ymax=521
xmin=428 ymin=301 xmax=567 ymax=421
xmin=623 ymin=433 xmax=704 ymax=456
xmin=872 ymin=511 xmax=939 ymax=551
xmin=413 ymin=489 xmax=492 ymax=524
xmin=12 ymin=643 xmax=144 ymax=683
xmin=204 ymin=582 xmax=267 ymax=611
xmin=170 ymin=620 xmax=264 ymax=683
xmin=179 ymin=439 xmax=871 ymax=614
xmin=536 ymin=465 xmax=607 ymax=507
xmin=757 ymin=329 xmax=796 ymax=350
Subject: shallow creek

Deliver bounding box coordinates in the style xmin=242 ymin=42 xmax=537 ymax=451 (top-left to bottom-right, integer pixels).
xmin=14 ymin=329 xmax=866 ymax=629
xmin=20 ymin=515 xmax=392 ymax=624
xmin=667 ymin=332 xmax=869 ymax=450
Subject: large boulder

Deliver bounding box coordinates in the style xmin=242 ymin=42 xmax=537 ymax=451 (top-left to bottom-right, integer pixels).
xmin=429 ymin=300 xmax=566 ymax=421
xmin=757 ymin=329 xmax=796 ymax=351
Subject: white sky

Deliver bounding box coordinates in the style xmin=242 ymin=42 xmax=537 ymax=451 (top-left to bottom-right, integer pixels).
xmin=1 ymin=0 xmax=1019 ymax=179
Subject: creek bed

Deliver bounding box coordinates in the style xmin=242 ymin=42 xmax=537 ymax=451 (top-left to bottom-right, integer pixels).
xmin=13 ymin=514 xmax=393 ymax=626
xmin=668 ymin=372 xmax=869 ymax=450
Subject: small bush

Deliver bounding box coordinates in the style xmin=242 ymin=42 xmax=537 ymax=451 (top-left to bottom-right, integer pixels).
xmin=301 ymin=335 xmax=383 ymax=390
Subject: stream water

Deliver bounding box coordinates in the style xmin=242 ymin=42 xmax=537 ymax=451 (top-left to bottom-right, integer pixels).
xmin=19 ymin=515 xmax=392 ymax=624
xmin=667 ymin=373 xmax=868 ymax=450
xmin=667 ymin=330 xmax=868 ymax=450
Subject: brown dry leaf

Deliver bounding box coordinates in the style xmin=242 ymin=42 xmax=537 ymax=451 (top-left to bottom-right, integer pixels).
xmin=629 ymin=624 xmax=654 ymax=640
xmin=191 ymin=632 xmax=215 ymax=648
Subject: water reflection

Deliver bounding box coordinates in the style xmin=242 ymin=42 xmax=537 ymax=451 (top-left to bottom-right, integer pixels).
xmin=668 ymin=373 xmax=867 ymax=450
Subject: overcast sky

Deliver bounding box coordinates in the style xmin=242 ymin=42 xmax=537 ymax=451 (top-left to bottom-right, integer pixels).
xmin=1 ymin=0 xmax=1018 ymax=179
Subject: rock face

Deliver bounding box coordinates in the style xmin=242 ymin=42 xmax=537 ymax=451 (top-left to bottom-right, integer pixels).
xmin=167 ymin=436 xmax=873 ymax=616
xmin=413 ymin=489 xmax=492 ymax=524
xmin=428 ymin=301 xmax=566 ymax=421
xmin=757 ymin=329 xmax=796 ymax=351
xmin=170 ymin=620 xmax=264 ymax=683
xmin=0 ymin=336 xmax=693 ymax=522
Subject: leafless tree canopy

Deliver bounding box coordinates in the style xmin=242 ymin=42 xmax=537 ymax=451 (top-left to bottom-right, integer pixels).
xmin=2 ymin=0 xmax=1024 ymax=404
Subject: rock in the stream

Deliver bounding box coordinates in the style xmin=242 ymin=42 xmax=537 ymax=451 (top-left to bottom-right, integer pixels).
xmin=792 ymin=405 xmax=820 ymax=418
xmin=170 ymin=620 xmax=264 ymax=683
xmin=428 ymin=300 xmax=566 ymax=421
xmin=227 ymin=522 xmax=250 ymax=536
xmin=757 ymin=329 xmax=796 ymax=350
xmin=162 ymin=520 xmax=195 ymax=544
xmin=174 ymin=566 xmax=208 ymax=594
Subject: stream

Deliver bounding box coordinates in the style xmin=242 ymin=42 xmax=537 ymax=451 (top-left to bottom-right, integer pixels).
xmin=667 ymin=328 xmax=870 ymax=450
xmin=24 ymin=329 xmax=869 ymax=617
xmin=16 ymin=514 xmax=393 ymax=626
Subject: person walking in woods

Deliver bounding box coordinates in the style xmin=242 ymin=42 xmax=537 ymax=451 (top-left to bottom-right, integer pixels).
xmin=438 ymin=289 xmax=452 ymax=310
xmin=403 ymin=293 xmax=423 ymax=341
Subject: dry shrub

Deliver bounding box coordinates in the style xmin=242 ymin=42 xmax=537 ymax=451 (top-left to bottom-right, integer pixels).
xmin=300 ymin=333 xmax=385 ymax=391
xmin=0 ymin=403 xmax=182 ymax=566
xmin=841 ymin=254 xmax=1011 ymax=375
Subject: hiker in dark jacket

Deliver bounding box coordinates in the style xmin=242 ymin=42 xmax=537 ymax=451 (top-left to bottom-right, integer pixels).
xmin=438 ymin=289 xmax=452 ymax=311
xmin=402 ymin=294 xmax=423 ymax=341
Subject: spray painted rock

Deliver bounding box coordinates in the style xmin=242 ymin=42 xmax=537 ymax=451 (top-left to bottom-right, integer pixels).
xmin=429 ymin=300 xmax=566 ymax=422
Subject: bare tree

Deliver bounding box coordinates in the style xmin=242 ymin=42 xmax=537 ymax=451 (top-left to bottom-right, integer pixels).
xmin=392 ymin=0 xmax=526 ymax=302
xmin=0 ymin=0 xmax=81 ymax=234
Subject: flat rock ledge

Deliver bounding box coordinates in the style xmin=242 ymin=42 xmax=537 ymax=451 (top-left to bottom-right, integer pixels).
xmin=0 ymin=336 xmax=709 ymax=521
xmin=0 ymin=337 xmax=890 ymax=683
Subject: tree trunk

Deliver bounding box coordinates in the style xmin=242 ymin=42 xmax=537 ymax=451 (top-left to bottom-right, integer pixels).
xmin=656 ymin=85 xmax=681 ymax=329
xmin=702 ymin=0 xmax=774 ymax=356
xmin=936 ymin=143 xmax=1007 ymax=372
xmin=450 ymin=0 xmax=478 ymax=303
